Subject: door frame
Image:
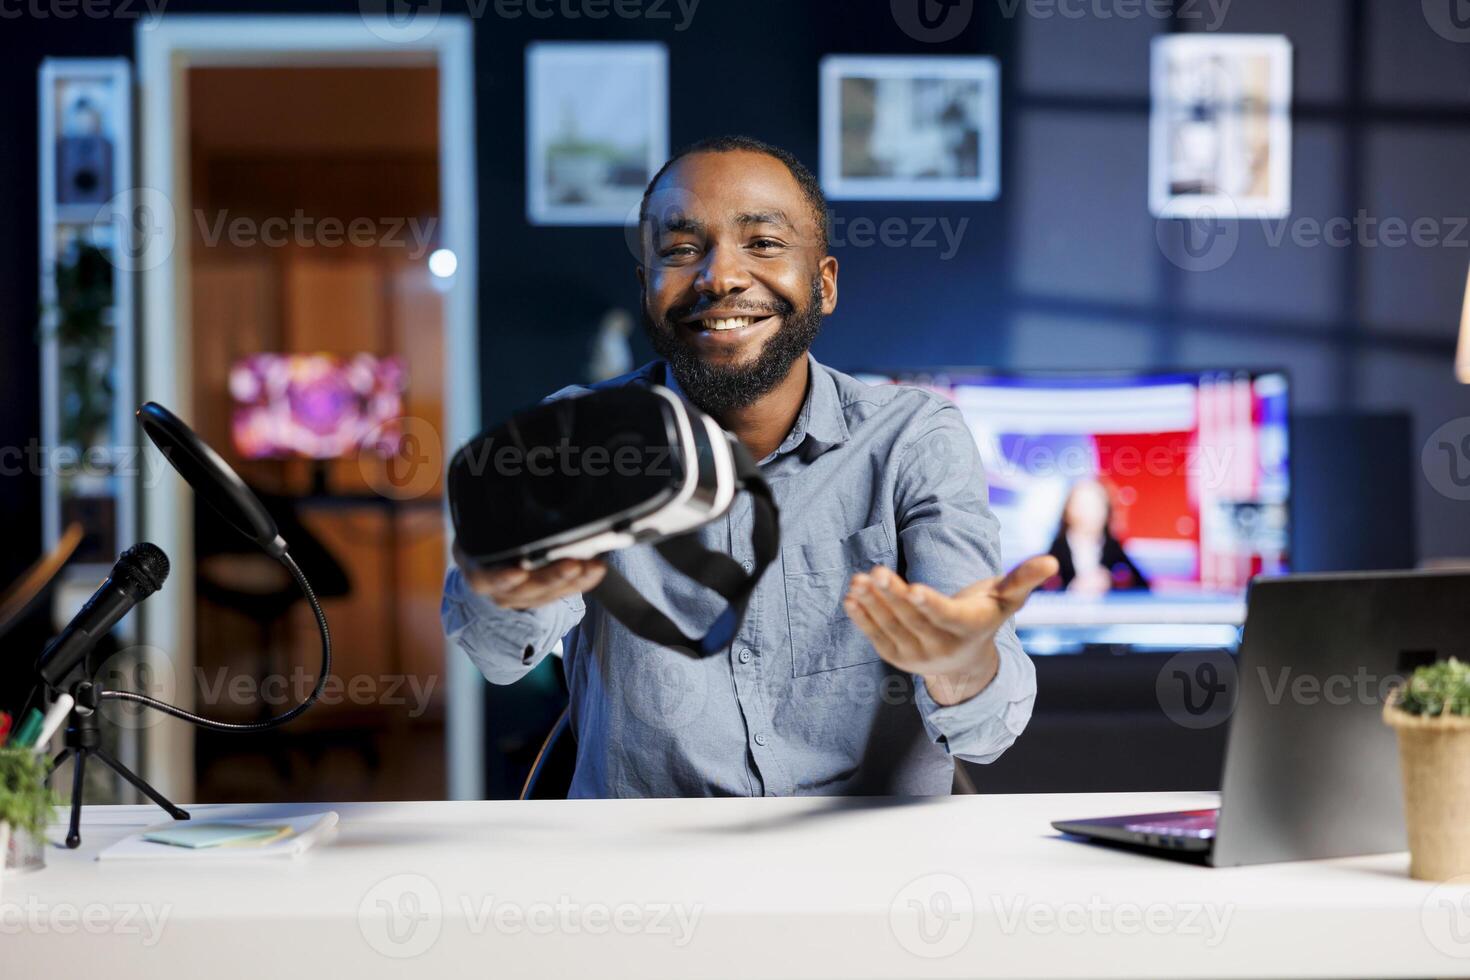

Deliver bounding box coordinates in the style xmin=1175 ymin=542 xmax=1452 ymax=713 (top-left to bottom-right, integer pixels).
xmin=136 ymin=15 xmax=483 ymax=801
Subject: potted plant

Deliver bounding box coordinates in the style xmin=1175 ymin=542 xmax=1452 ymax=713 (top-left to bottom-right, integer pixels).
xmin=0 ymin=747 xmax=55 ymax=896
xmin=1384 ymin=658 xmax=1470 ymax=881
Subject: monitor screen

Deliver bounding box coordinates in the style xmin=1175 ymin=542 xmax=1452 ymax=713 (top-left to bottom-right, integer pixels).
xmin=229 ymin=353 xmax=406 ymax=461
xmin=853 ymin=369 xmax=1290 ymax=650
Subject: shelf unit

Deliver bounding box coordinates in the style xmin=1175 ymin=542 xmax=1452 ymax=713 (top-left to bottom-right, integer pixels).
xmin=38 ymin=58 xmax=138 ymax=636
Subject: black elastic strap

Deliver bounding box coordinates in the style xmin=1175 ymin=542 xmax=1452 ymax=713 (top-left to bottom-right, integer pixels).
xmin=589 ymin=440 xmax=778 ymax=657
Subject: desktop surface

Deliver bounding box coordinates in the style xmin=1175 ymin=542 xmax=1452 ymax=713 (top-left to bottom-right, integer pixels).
xmin=5 ymin=794 xmax=1461 ymax=979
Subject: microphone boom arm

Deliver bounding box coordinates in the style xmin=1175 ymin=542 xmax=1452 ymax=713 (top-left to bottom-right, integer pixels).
xmin=99 ymin=551 xmax=332 ymax=731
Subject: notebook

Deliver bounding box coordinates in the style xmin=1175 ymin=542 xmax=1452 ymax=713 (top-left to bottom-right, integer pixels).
xmin=97 ymin=811 xmax=338 ymax=861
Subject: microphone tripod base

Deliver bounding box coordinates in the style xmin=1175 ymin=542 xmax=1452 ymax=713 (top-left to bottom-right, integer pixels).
xmin=44 ymin=688 xmax=189 ymax=849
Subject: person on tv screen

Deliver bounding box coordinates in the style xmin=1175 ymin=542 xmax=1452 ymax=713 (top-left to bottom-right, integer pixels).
xmin=443 ymin=135 xmax=1057 ymax=798
xmin=1044 ymin=478 xmax=1150 ymax=596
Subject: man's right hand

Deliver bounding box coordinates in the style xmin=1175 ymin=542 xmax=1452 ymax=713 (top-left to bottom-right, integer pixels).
xmin=453 ymin=543 xmax=606 ymax=611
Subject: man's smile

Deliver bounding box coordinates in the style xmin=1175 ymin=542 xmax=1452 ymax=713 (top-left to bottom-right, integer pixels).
xmin=677 ymin=310 xmax=782 ymax=348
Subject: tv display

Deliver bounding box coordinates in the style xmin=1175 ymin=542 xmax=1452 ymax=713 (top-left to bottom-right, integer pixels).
xmin=229 ymin=353 xmax=406 ymax=460
xmin=854 ymin=369 xmax=1290 ymax=649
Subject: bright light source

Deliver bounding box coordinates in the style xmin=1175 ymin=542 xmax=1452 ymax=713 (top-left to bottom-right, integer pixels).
xmin=428 ymin=248 xmax=458 ymax=279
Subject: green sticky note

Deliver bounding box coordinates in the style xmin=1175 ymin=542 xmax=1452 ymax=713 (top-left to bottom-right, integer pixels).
xmin=141 ymin=822 xmax=289 ymax=849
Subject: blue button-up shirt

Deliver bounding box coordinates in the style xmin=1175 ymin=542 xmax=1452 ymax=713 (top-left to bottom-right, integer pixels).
xmin=442 ymin=355 xmax=1037 ymax=797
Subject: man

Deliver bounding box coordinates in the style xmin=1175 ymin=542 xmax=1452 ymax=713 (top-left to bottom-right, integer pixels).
xmin=442 ymin=135 xmax=1057 ymax=797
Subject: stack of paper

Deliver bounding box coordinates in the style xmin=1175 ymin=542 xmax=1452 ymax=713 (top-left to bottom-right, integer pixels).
xmin=97 ymin=812 xmax=338 ymax=861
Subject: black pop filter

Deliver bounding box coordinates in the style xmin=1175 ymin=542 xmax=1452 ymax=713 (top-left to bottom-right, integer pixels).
xmin=138 ymin=402 xmax=287 ymax=558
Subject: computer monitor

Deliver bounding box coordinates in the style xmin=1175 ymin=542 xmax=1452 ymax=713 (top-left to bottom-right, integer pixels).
xmin=229 ymin=353 xmax=406 ymax=461
xmin=853 ymin=369 xmax=1291 ymax=651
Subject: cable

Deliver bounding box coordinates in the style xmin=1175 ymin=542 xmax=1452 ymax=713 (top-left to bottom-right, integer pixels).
xmin=519 ymin=706 xmax=571 ymax=800
xmin=98 ymin=551 xmax=331 ymax=732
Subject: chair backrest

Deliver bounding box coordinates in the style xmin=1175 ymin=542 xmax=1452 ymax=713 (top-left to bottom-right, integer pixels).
xmin=0 ymin=523 xmax=83 ymax=642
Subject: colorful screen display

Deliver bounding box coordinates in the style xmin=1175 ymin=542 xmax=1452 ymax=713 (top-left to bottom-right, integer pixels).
xmin=229 ymin=353 xmax=406 ymax=460
xmin=855 ymin=370 xmax=1290 ymax=641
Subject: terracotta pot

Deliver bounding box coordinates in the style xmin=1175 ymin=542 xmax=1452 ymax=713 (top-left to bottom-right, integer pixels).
xmin=1384 ymin=700 xmax=1470 ymax=881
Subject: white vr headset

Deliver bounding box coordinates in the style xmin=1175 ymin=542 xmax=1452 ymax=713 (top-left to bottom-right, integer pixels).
xmin=448 ymin=384 xmax=780 ymax=657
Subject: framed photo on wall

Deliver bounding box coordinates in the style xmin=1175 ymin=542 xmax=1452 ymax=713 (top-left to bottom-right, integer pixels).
xmin=1149 ymin=34 xmax=1293 ymax=220
xmin=820 ymin=55 xmax=1000 ymax=201
xmin=526 ymin=42 xmax=668 ymax=226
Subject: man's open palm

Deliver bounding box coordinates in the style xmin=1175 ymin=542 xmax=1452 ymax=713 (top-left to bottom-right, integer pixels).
xmin=843 ymin=555 xmax=1060 ymax=705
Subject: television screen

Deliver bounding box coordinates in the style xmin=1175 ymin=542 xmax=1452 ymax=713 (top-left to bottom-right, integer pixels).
xmin=854 ymin=370 xmax=1290 ymax=650
xmin=229 ymin=353 xmax=406 ymax=460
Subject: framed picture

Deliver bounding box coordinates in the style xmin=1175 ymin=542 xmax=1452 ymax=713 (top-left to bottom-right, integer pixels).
xmin=526 ymin=42 xmax=668 ymax=226
xmin=1149 ymin=34 xmax=1293 ymax=220
xmin=820 ymin=55 xmax=1000 ymax=201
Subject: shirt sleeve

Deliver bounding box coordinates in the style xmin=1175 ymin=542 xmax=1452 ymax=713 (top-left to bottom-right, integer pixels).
xmin=440 ymin=566 xmax=586 ymax=685
xmin=893 ymin=399 xmax=1039 ymax=764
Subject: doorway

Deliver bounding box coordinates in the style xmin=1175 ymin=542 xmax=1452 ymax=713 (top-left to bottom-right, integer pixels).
xmin=136 ymin=16 xmax=482 ymax=803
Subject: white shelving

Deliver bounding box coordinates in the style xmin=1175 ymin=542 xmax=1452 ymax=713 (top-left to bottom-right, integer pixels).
xmin=38 ymin=58 xmax=137 ymax=635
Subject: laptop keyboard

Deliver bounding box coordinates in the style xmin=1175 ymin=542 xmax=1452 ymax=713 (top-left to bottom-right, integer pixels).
xmin=1123 ymin=810 xmax=1218 ymax=840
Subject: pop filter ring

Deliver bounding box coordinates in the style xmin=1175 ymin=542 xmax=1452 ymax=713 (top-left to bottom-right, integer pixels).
xmin=102 ymin=404 xmax=332 ymax=732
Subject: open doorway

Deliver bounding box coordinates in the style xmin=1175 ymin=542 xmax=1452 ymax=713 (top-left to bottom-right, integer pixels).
xmin=136 ymin=17 xmax=482 ymax=803
xmin=187 ymin=65 xmax=445 ymax=801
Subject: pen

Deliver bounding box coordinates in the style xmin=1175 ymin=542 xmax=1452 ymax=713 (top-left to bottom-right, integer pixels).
xmin=9 ymin=708 xmax=44 ymax=750
xmin=32 ymin=694 xmax=74 ymax=753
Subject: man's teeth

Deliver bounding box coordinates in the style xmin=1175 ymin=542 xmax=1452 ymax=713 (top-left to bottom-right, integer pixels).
xmin=705 ymin=316 xmax=759 ymax=332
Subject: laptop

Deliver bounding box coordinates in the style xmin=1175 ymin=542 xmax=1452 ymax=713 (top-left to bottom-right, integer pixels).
xmin=1052 ymin=570 xmax=1470 ymax=866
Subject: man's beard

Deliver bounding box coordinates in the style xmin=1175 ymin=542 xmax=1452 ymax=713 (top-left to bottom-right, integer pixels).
xmin=643 ymin=276 xmax=825 ymax=416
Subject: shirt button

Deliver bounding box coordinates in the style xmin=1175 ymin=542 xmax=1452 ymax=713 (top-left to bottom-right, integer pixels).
xmin=754 ymin=732 xmax=769 ymax=747
xmin=738 ymin=648 xmax=753 ymax=664
xmin=741 ymin=559 xmax=753 ymax=572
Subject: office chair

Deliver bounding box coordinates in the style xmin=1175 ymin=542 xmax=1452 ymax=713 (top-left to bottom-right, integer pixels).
xmin=0 ymin=522 xmax=84 ymax=643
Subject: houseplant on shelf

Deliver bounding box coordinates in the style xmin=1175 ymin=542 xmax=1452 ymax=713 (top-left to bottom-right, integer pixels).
xmin=1384 ymin=658 xmax=1470 ymax=881
xmin=0 ymin=746 xmax=55 ymax=897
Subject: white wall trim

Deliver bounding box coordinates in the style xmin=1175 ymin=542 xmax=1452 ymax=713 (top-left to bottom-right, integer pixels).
xmin=135 ymin=14 xmax=482 ymax=802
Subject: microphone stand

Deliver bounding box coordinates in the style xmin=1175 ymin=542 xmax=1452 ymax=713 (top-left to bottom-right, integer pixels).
xmin=36 ymin=404 xmax=333 ymax=850
xmin=45 ymin=677 xmax=188 ymax=849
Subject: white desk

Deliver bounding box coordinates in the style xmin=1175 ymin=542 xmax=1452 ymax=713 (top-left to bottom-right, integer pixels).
xmin=5 ymin=792 xmax=1468 ymax=979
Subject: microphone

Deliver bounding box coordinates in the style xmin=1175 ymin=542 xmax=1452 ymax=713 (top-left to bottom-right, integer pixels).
xmin=37 ymin=542 xmax=170 ymax=687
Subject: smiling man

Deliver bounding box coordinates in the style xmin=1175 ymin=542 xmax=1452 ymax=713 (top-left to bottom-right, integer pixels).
xmin=442 ymin=135 xmax=1056 ymax=797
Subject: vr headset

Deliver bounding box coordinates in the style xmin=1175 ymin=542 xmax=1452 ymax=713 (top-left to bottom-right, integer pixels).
xmin=448 ymin=385 xmax=779 ymax=657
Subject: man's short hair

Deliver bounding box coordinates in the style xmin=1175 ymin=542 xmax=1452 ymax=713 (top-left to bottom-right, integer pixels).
xmin=639 ymin=135 xmax=830 ymax=253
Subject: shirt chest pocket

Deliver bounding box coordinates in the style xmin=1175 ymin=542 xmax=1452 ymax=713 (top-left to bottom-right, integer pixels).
xmin=782 ymin=522 xmax=897 ymax=677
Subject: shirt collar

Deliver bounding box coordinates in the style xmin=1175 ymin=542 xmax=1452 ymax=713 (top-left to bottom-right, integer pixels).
xmin=779 ymin=353 xmax=850 ymax=457
xmin=659 ymin=353 xmax=850 ymax=461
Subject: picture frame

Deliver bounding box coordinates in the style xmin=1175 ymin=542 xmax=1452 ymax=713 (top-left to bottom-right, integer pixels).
xmin=526 ymin=42 xmax=669 ymax=226
xmin=1149 ymin=34 xmax=1294 ymax=220
xmin=819 ymin=55 xmax=1001 ymax=202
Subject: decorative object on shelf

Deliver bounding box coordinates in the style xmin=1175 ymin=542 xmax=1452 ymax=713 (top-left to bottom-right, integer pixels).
xmin=820 ymin=55 xmax=1000 ymax=202
xmin=587 ymin=308 xmax=634 ymax=383
xmin=45 ymin=241 xmax=116 ymax=460
xmin=55 ymin=85 xmax=114 ymax=207
xmin=1149 ymin=34 xmax=1293 ymax=220
xmin=526 ymin=42 xmax=668 ymax=226
xmin=1384 ymin=658 xmax=1470 ymax=881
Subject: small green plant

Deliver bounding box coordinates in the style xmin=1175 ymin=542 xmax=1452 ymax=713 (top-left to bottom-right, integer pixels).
xmin=0 ymin=748 xmax=56 ymax=838
xmin=1395 ymin=658 xmax=1470 ymax=719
